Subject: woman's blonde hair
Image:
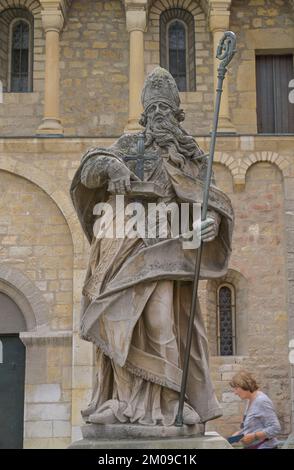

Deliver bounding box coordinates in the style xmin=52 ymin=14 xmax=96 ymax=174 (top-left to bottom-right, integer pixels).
xmin=229 ymin=370 xmax=259 ymax=392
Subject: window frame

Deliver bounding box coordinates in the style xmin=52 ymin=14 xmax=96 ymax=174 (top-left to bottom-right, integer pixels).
xmin=256 ymin=52 xmax=294 ymax=134
xmin=166 ymin=18 xmax=189 ymax=92
xmin=160 ymin=8 xmax=196 ymax=92
xmin=8 ymin=17 xmax=33 ymax=93
xmin=216 ymin=283 xmax=236 ymax=356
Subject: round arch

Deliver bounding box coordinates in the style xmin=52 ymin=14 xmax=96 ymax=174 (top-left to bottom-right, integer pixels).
xmin=0 ymin=161 xmax=83 ymax=256
xmin=213 ymin=158 xmax=235 ymax=195
xmin=0 ymin=291 xmax=27 ymax=333
xmin=149 ymin=0 xmax=205 ymax=17
xmin=213 ymin=152 xmax=237 ymax=178
xmin=0 ymin=264 xmax=50 ymax=331
xmin=0 ymin=0 xmax=41 ymax=16
xmin=242 ymin=151 xmax=290 ymax=182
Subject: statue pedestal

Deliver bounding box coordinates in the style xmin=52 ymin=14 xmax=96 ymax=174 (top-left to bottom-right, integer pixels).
xmin=68 ymin=424 xmax=232 ymax=449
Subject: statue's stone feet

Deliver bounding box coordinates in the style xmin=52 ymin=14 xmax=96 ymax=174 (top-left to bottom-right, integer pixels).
xmin=182 ymin=407 xmax=201 ymax=426
xmin=88 ymin=409 xmax=118 ymax=425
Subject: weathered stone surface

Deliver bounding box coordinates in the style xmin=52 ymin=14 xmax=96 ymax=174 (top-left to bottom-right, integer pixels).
xmin=229 ymin=0 xmax=293 ymax=134
xmin=0 ymin=172 xmax=73 ymax=331
xmin=26 ymin=384 xmax=61 ymax=403
xmin=81 ymin=423 xmax=204 ymax=440
xmin=26 ymin=421 xmax=53 ymax=439
xmin=25 ymin=403 xmax=70 ymax=421
xmin=53 ymin=421 xmax=71 ymax=438
xmin=282 ymin=433 xmax=294 ymax=449
xmin=60 ymin=0 xmax=129 ymax=137
xmin=69 ymin=431 xmax=232 ymax=449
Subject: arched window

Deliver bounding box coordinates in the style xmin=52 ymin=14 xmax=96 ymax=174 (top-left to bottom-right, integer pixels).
xmin=10 ymin=19 xmax=32 ymax=92
xmin=217 ymin=284 xmax=236 ymax=356
xmin=0 ymin=8 xmax=34 ymax=93
xmin=168 ymin=20 xmax=187 ymax=91
xmin=160 ymin=8 xmax=196 ymax=92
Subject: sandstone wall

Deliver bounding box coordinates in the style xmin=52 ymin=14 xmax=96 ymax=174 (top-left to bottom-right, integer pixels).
xmin=0 ymin=172 xmax=73 ymax=330
xmin=0 ymin=169 xmax=74 ymax=447
xmin=205 ymin=158 xmax=290 ymax=437
xmin=0 ymin=0 xmax=293 ymax=136
xmin=60 ymin=0 xmax=129 ymax=136
xmin=0 ymin=0 xmax=44 ymax=136
xmin=229 ymin=0 xmax=294 ymax=133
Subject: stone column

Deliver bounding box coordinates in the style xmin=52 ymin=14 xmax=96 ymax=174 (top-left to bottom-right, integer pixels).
xmin=124 ymin=1 xmax=147 ymax=132
xmin=37 ymin=8 xmax=64 ymax=135
xmin=209 ymin=0 xmax=235 ymax=133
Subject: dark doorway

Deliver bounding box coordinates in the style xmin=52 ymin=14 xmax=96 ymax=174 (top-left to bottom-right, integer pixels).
xmin=0 ymin=334 xmax=26 ymax=449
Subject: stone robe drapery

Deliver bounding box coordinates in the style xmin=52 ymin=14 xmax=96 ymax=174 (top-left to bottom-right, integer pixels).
xmin=70 ymin=134 xmax=234 ymax=423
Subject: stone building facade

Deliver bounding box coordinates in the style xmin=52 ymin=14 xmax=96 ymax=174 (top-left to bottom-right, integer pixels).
xmin=0 ymin=0 xmax=293 ymax=448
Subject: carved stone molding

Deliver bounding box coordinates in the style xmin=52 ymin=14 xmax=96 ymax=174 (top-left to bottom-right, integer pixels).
xmin=124 ymin=0 xmax=148 ymax=32
xmin=41 ymin=8 xmax=64 ymax=32
xmin=39 ymin=0 xmax=72 ymax=25
xmin=20 ymin=327 xmax=72 ymax=346
xmin=0 ymin=264 xmax=49 ymax=330
xmin=208 ymin=0 xmax=232 ymax=32
xmin=126 ymin=9 xmax=147 ymax=32
xmin=124 ymin=0 xmax=148 ymax=9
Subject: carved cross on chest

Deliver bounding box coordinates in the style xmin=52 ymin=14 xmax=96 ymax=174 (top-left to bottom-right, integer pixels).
xmin=122 ymin=134 xmax=158 ymax=181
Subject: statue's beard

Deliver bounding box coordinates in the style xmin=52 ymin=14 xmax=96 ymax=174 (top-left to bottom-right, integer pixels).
xmin=144 ymin=113 xmax=202 ymax=168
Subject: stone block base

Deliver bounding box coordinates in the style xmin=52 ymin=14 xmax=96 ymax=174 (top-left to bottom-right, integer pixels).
xmin=68 ymin=425 xmax=231 ymax=449
xmin=282 ymin=433 xmax=294 ymax=449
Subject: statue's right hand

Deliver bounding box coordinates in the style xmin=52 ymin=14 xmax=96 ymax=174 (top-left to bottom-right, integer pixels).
xmin=107 ymin=159 xmax=138 ymax=194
